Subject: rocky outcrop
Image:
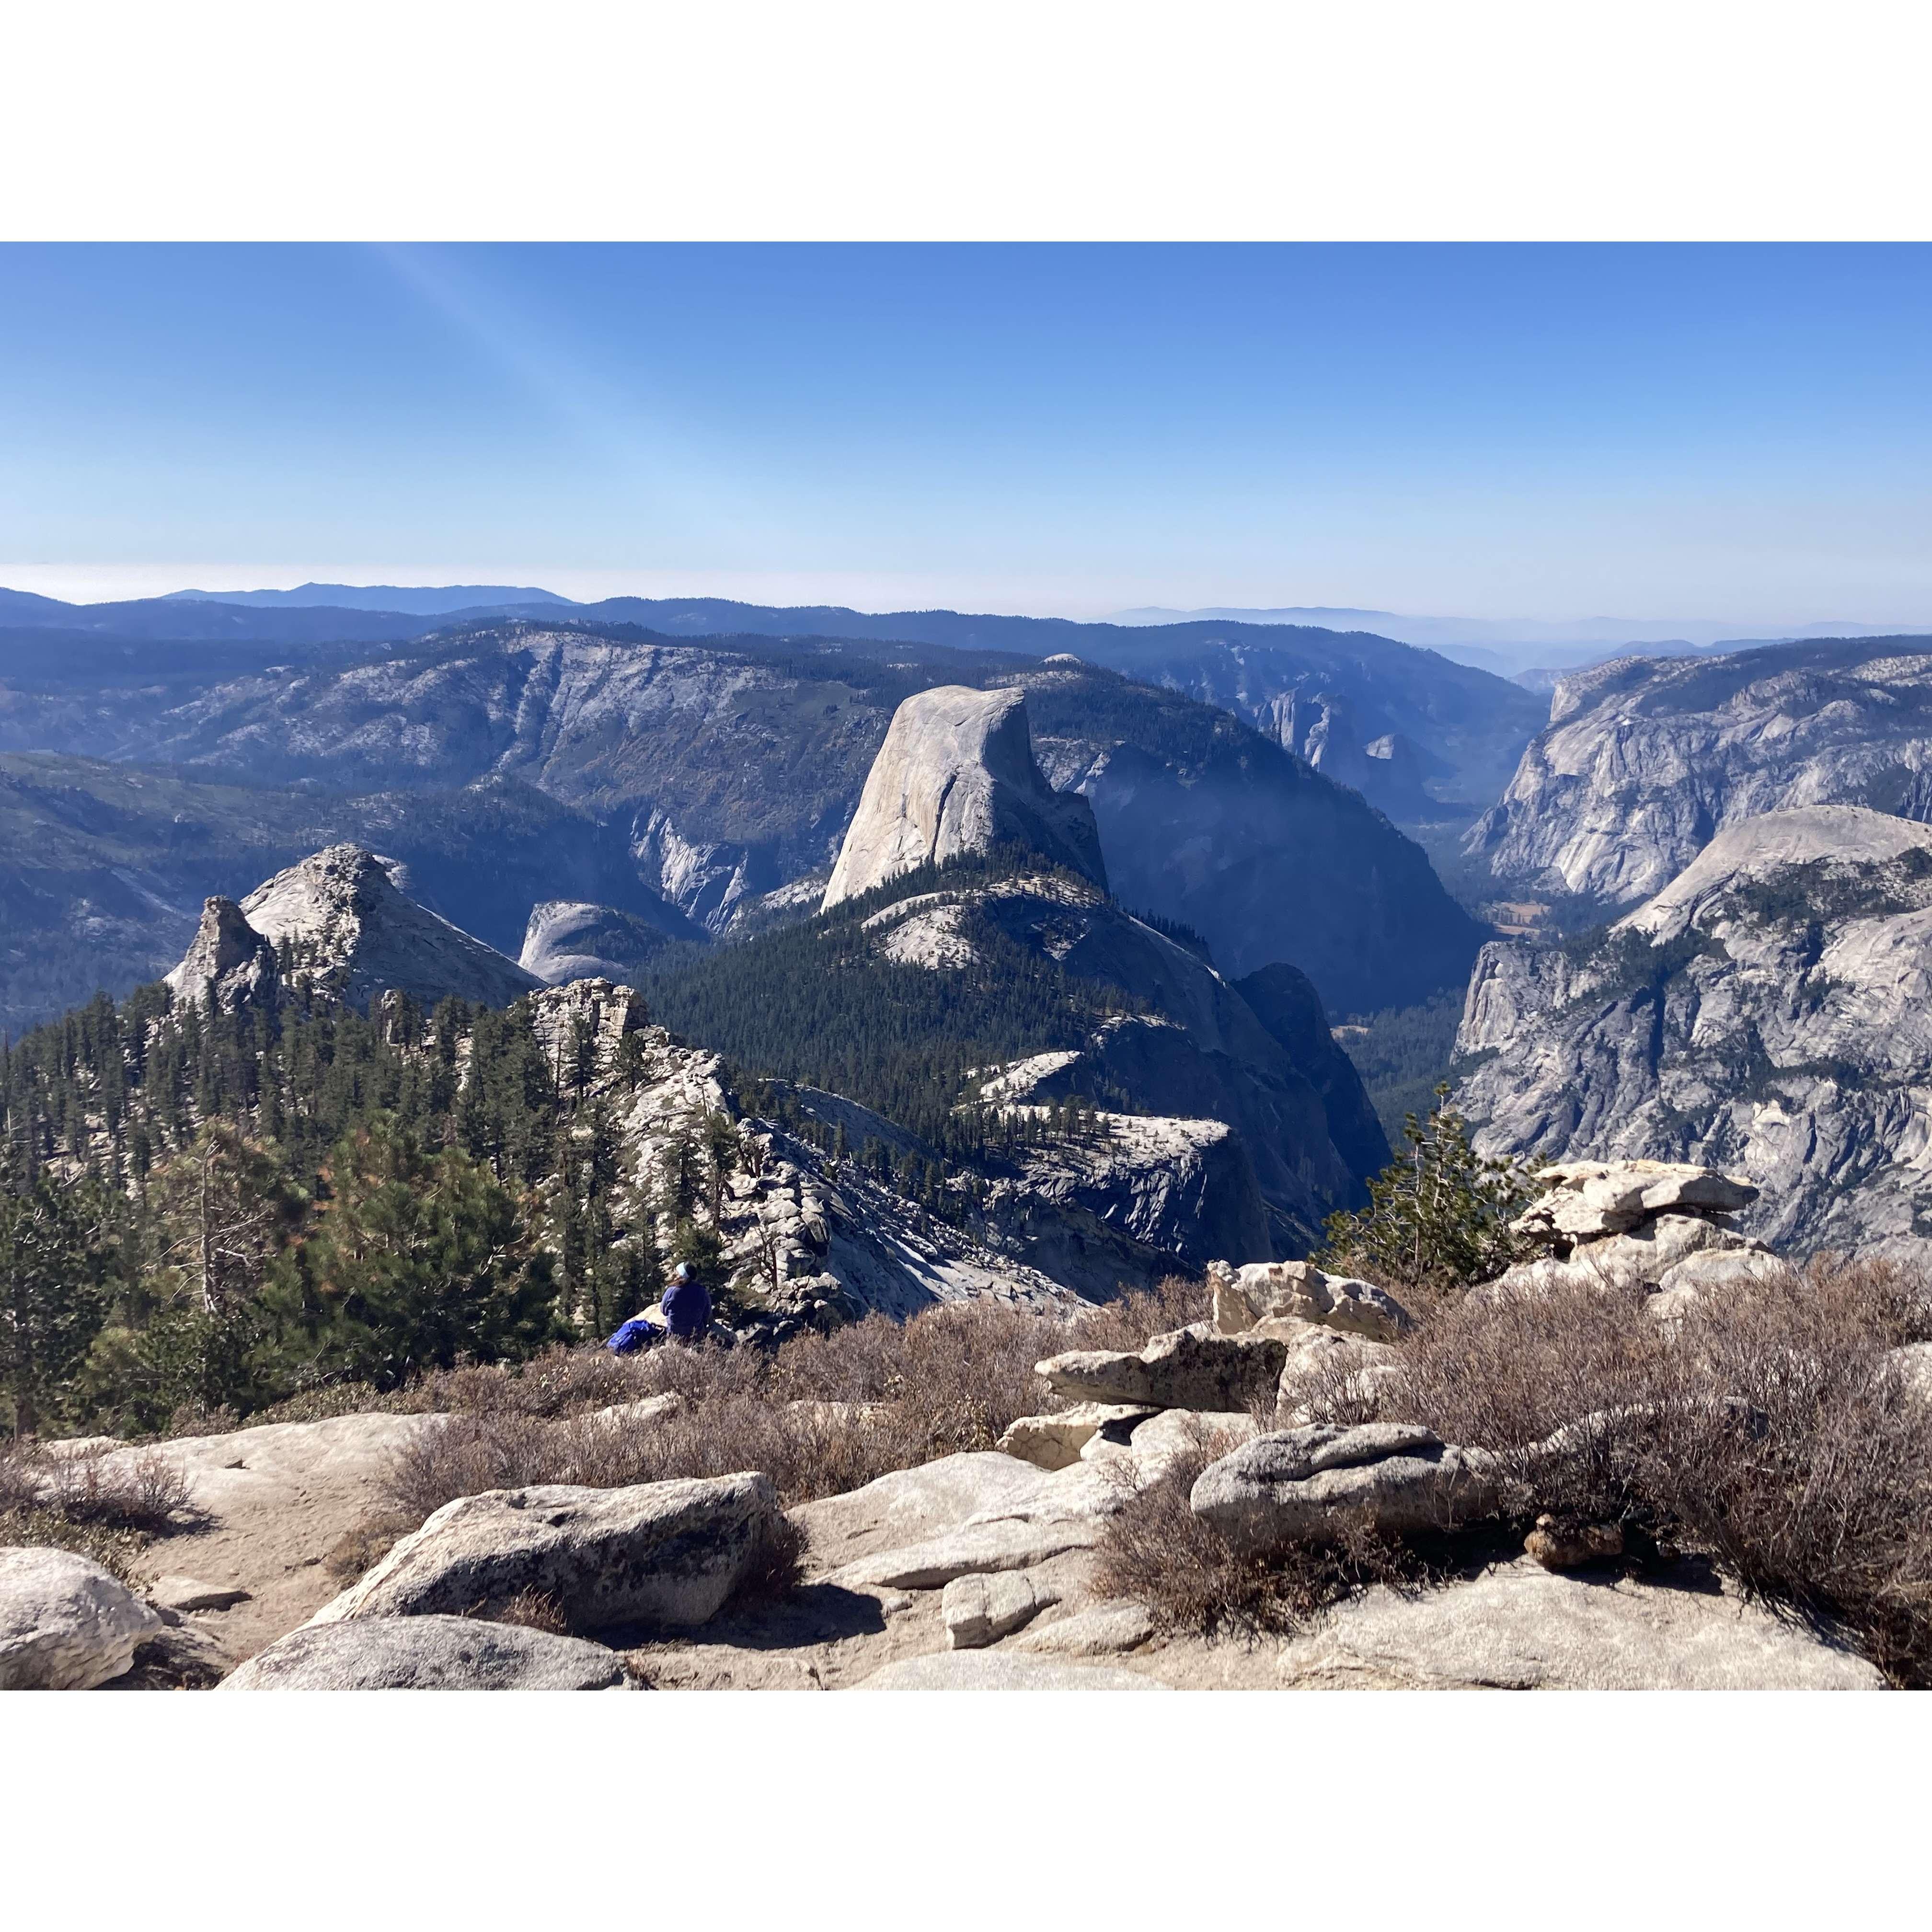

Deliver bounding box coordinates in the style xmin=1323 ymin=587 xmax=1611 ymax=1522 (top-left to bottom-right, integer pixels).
xmin=166 ymin=844 xmax=541 ymax=1016
xmin=822 ymin=686 xmax=1104 ymax=911
xmin=1190 ymin=1423 xmax=1498 ymax=1552
xmin=518 ymin=899 xmax=676 ymax=986
xmin=1466 ymin=636 xmax=1932 ymax=908
xmin=0 ymin=1547 xmax=162 ymax=1690
xmin=1477 ymin=1159 xmax=1778 ymax=1302
xmin=1208 ymin=1258 xmax=1412 ymax=1343
xmin=996 ymin=1403 xmax=1158 ymax=1472
xmin=1511 ymin=1158 xmax=1759 ymax=1244
xmin=1035 ymin=1323 xmax=1289 ymax=1413
xmin=163 ymin=897 xmax=278 ymax=1012
xmin=310 ymin=1472 xmax=786 ymax=1633
xmin=1457 ymin=809 xmax=1932 ymax=1258
xmin=218 ymin=1615 xmax=631 ymax=1690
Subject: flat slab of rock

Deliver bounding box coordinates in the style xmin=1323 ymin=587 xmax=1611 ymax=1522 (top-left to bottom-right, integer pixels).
xmin=1276 ymin=1557 xmax=1882 ymax=1690
xmin=1036 ymin=1324 xmax=1287 ymax=1413
xmin=310 ymin=1472 xmax=783 ymax=1633
xmin=997 ymin=1404 xmax=1157 ymax=1472
xmin=943 ymin=1571 xmax=1058 ymax=1648
xmin=149 ymin=1575 xmax=252 ymax=1614
xmin=831 ymin=1515 xmax=1104 ymax=1591
xmin=1191 ymin=1424 xmax=1498 ymax=1552
xmin=1014 ymin=1600 xmax=1154 ymax=1656
xmin=794 ymin=1452 xmax=1065 ymax=1572
xmin=852 ymin=1650 xmax=1166 ymax=1690
xmin=220 ymin=1615 xmax=631 ymax=1690
xmin=0 ymin=1547 xmax=163 ymax=1690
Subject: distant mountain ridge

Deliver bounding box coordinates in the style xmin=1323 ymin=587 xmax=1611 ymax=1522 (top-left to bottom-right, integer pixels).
xmin=161 ymin=582 xmax=576 ymax=614
xmin=0 ymin=586 xmax=1543 ymax=820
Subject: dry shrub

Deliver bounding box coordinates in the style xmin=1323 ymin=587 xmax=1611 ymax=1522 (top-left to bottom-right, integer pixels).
xmin=387 ymin=1410 xmax=561 ymax=1525
xmin=724 ymin=1512 xmax=808 ymax=1609
xmin=0 ymin=1441 xmax=40 ymax=1515
xmin=489 ymin=1588 xmax=572 ymax=1636
xmin=39 ymin=1446 xmax=195 ymax=1533
xmin=323 ymin=1514 xmax=411 ymax=1585
xmin=1636 ymin=1256 xmax=1932 ymax=1682
xmin=1380 ymin=1273 xmax=1676 ymax=1519
xmin=1370 ymin=1250 xmax=1932 ymax=1683
xmin=1065 ymin=1276 xmax=1209 ymax=1355
xmin=1273 ymin=1342 xmax=1397 ymax=1430
xmin=0 ymin=1439 xmax=159 ymax=1584
xmin=1092 ymin=1420 xmax=1414 ymax=1640
xmin=0 ymin=1506 xmax=149 ymax=1587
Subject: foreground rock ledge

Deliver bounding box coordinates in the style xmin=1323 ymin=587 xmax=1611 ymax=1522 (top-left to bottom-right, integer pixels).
xmin=1276 ymin=1557 xmax=1883 ymax=1691
xmin=311 ymin=1472 xmax=784 ymax=1633
xmin=854 ymin=1651 xmax=1165 ymax=1691
xmin=1209 ymin=1259 xmax=1412 ymax=1343
xmin=219 ymin=1615 xmax=632 ymax=1690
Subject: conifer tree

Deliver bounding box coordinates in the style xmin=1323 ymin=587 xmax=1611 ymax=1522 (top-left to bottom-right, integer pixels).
xmin=1316 ymin=1084 xmax=1539 ymax=1296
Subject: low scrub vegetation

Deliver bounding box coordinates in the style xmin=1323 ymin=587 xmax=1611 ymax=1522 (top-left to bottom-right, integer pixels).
xmin=1284 ymin=1253 xmax=1932 ymax=1684
xmin=0 ymin=1440 xmax=194 ymax=1586
xmin=344 ymin=1280 xmax=1206 ymax=1564
xmin=1092 ymin=1419 xmax=1418 ymax=1640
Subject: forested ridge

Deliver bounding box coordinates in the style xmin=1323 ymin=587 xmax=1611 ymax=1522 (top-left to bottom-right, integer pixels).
xmin=0 ymin=962 xmax=688 ymax=1439
xmin=643 ymin=850 xmax=1150 ymax=1157
xmin=0 ymin=852 xmax=1161 ymax=1441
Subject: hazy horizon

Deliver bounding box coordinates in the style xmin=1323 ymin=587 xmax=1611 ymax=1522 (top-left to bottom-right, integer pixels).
xmin=4 ymin=564 xmax=1928 ymax=651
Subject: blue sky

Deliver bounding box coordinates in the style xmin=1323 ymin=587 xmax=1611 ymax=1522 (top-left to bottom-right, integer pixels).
xmin=3 ymin=243 xmax=1931 ymax=621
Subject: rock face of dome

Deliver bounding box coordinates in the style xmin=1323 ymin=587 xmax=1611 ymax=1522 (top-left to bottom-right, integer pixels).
xmin=821 ymin=687 xmax=1104 ymax=912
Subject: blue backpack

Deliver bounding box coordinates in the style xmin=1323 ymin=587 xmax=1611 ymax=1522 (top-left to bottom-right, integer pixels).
xmin=605 ymin=1316 xmax=663 ymax=1356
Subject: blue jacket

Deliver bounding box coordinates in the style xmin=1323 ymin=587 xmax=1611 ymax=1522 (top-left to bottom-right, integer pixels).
xmin=605 ymin=1316 xmax=662 ymax=1355
xmin=661 ymin=1276 xmax=713 ymax=1339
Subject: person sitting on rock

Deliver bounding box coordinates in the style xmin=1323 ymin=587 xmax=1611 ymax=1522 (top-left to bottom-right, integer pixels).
xmin=660 ymin=1261 xmax=713 ymax=1341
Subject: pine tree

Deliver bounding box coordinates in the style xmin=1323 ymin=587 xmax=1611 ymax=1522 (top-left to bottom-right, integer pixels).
xmin=0 ymin=1167 xmax=116 ymax=1436
xmin=282 ymin=1116 xmax=560 ymax=1389
xmin=1316 ymin=1084 xmax=1540 ymax=1297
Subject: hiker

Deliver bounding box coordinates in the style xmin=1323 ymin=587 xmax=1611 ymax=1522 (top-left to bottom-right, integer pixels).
xmin=660 ymin=1260 xmax=713 ymax=1340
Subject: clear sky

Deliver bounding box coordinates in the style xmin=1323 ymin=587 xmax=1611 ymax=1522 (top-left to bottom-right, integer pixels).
xmin=4 ymin=242 xmax=1931 ymax=623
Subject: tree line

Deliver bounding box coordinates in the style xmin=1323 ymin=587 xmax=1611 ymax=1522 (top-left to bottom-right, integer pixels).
xmin=0 ymin=976 xmax=711 ymax=1439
